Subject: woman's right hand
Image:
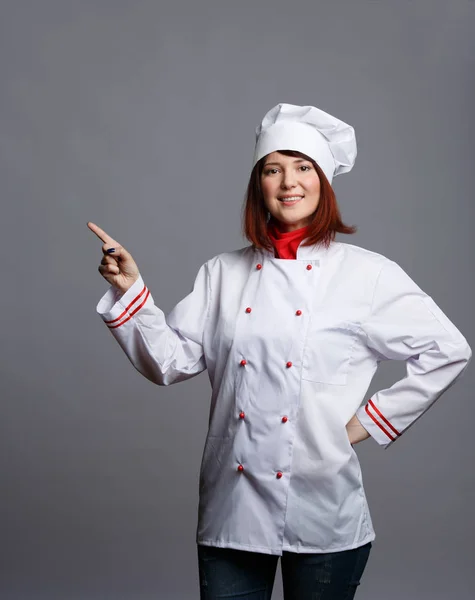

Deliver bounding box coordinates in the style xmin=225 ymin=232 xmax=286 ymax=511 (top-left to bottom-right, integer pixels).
xmin=87 ymin=221 xmax=140 ymax=294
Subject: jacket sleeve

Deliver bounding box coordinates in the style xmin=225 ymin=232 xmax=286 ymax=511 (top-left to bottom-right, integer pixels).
xmin=95 ymin=261 xmax=211 ymax=386
xmin=356 ymin=259 xmax=472 ymax=449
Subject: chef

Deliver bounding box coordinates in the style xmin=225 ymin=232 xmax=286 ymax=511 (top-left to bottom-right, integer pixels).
xmin=89 ymin=103 xmax=472 ymax=599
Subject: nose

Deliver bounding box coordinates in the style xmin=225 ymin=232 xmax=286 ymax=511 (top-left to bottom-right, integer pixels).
xmin=280 ymin=168 xmax=297 ymax=189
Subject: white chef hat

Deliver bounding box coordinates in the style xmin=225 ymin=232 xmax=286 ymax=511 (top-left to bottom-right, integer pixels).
xmin=252 ymin=103 xmax=357 ymax=185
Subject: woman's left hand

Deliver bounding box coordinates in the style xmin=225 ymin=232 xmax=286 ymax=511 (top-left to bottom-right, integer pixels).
xmin=346 ymin=415 xmax=370 ymax=445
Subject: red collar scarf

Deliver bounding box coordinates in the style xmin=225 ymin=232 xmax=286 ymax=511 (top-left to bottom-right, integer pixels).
xmin=266 ymin=219 xmax=311 ymax=260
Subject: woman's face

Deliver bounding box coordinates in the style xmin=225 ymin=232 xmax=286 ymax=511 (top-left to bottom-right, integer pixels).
xmin=260 ymin=151 xmax=321 ymax=232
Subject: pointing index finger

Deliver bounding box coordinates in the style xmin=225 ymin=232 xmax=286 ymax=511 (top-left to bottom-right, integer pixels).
xmin=87 ymin=221 xmax=118 ymax=246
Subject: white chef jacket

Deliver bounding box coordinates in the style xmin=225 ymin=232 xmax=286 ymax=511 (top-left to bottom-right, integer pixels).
xmin=96 ymin=240 xmax=472 ymax=556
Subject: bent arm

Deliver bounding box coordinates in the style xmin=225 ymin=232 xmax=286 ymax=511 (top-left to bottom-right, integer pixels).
xmin=96 ymin=262 xmax=211 ymax=386
xmin=356 ymin=259 xmax=472 ymax=449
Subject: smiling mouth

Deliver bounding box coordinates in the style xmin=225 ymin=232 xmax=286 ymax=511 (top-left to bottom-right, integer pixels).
xmin=278 ymin=195 xmax=303 ymax=204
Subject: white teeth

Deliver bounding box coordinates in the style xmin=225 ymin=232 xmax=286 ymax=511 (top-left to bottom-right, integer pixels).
xmin=279 ymin=196 xmax=302 ymax=201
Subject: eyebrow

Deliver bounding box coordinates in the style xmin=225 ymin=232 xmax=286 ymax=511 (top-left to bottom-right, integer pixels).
xmin=263 ymin=158 xmax=309 ymax=167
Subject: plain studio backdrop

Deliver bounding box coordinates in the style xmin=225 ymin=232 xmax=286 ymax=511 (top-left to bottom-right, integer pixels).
xmin=1 ymin=1 xmax=474 ymax=599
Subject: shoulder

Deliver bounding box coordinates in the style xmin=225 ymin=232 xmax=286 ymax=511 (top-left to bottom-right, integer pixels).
xmin=336 ymin=242 xmax=426 ymax=298
xmin=334 ymin=241 xmax=395 ymax=274
xmin=203 ymin=245 xmax=256 ymax=271
xmin=331 ymin=242 xmax=416 ymax=292
xmin=336 ymin=241 xmax=390 ymax=264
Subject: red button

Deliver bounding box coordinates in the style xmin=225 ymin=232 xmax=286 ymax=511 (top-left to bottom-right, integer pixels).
xmin=240 ymin=359 xmax=247 ymax=366
xmin=296 ymin=310 xmax=302 ymax=316
xmin=245 ymin=307 xmax=252 ymax=313
xmin=286 ymin=361 xmax=293 ymax=368
xmin=276 ymin=471 xmax=283 ymax=479
xmin=237 ymin=464 xmax=244 ymax=472
xmin=306 ymin=264 xmax=312 ymax=270
xmin=256 ymin=264 xmax=262 ymax=270
xmin=239 ymin=411 xmax=245 ymax=419
xmin=281 ymin=416 xmax=288 ymax=423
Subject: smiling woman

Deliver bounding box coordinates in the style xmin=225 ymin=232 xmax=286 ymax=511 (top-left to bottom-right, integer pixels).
xmin=242 ymin=148 xmax=357 ymax=251
xmin=91 ymin=101 xmax=472 ymax=600
xmin=261 ymin=153 xmax=322 ymax=231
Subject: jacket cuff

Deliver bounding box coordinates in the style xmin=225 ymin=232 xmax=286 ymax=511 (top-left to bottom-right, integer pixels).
xmin=356 ymin=400 xmax=402 ymax=449
xmin=96 ymin=275 xmax=150 ymax=328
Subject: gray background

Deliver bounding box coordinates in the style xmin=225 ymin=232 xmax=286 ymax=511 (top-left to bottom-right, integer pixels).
xmin=1 ymin=1 xmax=474 ymax=598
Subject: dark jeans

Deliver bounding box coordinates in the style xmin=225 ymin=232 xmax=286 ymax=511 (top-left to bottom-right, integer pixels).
xmin=197 ymin=542 xmax=372 ymax=600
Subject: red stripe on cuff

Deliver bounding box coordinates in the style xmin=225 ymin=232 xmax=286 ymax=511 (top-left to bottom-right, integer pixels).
xmin=365 ymin=404 xmax=396 ymax=441
xmin=104 ymin=285 xmax=148 ymax=325
xmin=106 ymin=288 xmax=150 ymax=329
xmin=368 ymin=399 xmax=401 ymax=436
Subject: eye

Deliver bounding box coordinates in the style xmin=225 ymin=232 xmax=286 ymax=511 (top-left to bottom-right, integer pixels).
xmin=263 ymin=164 xmax=312 ymax=175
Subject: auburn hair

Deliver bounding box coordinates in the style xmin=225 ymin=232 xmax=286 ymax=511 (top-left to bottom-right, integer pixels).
xmin=241 ymin=150 xmax=357 ymax=251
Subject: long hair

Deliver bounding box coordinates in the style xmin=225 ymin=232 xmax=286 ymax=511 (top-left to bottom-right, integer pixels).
xmin=241 ymin=150 xmax=357 ymax=252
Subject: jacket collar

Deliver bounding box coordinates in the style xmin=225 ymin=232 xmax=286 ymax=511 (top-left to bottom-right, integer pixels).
xmin=260 ymin=238 xmax=338 ymax=262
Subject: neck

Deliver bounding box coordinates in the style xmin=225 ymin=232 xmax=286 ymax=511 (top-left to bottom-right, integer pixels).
xmin=270 ymin=219 xmax=310 ymax=234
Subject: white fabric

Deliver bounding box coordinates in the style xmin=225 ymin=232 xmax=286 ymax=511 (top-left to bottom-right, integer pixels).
xmin=96 ymin=240 xmax=471 ymax=556
xmin=252 ymin=103 xmax=357 ymax=184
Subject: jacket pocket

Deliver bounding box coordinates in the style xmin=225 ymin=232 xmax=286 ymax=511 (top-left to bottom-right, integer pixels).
xmin=302 ymin=318 xmax=361 ymax=385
